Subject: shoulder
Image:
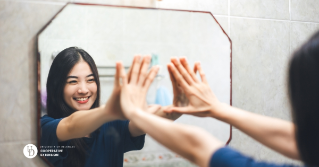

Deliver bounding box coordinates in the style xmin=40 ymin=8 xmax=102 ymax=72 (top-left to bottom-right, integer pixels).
xmin=40 ymin=115 xmax=54 ymax=124
xmin=40 ymin=115 xmax=64 ymax=130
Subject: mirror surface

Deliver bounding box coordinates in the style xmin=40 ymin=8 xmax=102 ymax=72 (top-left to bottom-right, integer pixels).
xmin=38 ymin=3 xmax=231 ymax=166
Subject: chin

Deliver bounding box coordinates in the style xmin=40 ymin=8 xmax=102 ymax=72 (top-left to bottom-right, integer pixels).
xmin=74 ymin=104 xmax=93 ymax=111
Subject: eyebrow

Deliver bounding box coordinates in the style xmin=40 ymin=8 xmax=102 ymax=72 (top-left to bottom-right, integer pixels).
xmin=66 ymin=74 xmax=94 ymax=79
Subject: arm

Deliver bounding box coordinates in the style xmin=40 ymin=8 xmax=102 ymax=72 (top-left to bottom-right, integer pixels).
xmin=57 ymin=104 xmax=119 ymax=141
xmin=164 ymin=57 xmax=300 ymax=160
xmin=117 ymin=61 xmax=223 ymax=167
xmin=215 ymin=104 xmax=298 ymax=160
xmin=131 ymin=109 xmax=223 ymax=167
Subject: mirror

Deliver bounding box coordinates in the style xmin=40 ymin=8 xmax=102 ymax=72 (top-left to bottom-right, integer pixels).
xmin=37 ymin=3 xmax=231 ymax=167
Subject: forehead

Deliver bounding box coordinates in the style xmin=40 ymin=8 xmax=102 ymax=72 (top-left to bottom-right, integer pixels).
xmin=68 ymin=61 xmax=93 ymax=76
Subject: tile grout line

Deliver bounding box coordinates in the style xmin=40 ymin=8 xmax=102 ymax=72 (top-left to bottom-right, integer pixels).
xmin=213 ymin=14 xmax=319 ymax=24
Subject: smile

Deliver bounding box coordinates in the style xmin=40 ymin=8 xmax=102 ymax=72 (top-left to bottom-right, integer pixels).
xmin=73 ymin=96 xmax=90 ymax=104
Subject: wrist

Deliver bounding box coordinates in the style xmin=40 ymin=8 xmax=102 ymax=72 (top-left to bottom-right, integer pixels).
xmin=101 ymin=105 xmax=118 ymax=122
xmin=209 ymin=102 xmax=230 ymax=120
xmin=127 ymin=108 xmax=143 ymax=122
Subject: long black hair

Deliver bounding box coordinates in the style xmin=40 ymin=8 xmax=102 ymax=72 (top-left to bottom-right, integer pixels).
xmin=288 ymin=31 xmax=319 ymax=166
xmin=46 ymin=47 xmax=100 ymax=167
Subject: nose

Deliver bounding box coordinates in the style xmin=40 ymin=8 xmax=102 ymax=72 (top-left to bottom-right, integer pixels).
xmin=77 ymin=82 xmax=89 ymax=94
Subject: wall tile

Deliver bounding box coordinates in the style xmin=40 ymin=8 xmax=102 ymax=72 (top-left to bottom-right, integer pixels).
xmin=156 ymin=0 xmax=191 ymax=11
xmin=290 ymin=22 xmax=319 ymax=53
xmin=231 ymin=18 xmax=291 ymax=120
xmin=190 ymin=0 xmax=228 ymax=15
xmin=230 ymin=18 xmax=298 ymax=163
xmin=86 ymin=5 xmax=124 ymax=42
xmin=86 ymin=41 xmax=124 ymax=66
xmin=214 ymin=16 xmax=229 ymax=36
xmin=291 ymin=0 xmax=319 ymax=23
xmin=229 ymin=129 xmax=263 ymax=158
xmin=156 ymin=0 xmax=228 ymax=15
xmin=159 ymin=10 xmax=191 ymax=45
xmin=40 ymin=4 xmax=87 ymax=40
xmin=0 ymin=1 xmax=64 ymax=142
xmin=123 ymin=8 xmax=160 ymax=44
xmin=0 ymin=141 xmax=48 ymax=167
xmin=190 ymin=13 xmax=229 ymax=46
xmin=230 ymin=0 xmax=289 ymax=20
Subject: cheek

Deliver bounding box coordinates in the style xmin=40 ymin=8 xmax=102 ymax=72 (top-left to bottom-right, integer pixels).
xmin=90 ymin=84 xmax=98 ymax=97
xmin=63 ymin=85 xmax=75 ymax=100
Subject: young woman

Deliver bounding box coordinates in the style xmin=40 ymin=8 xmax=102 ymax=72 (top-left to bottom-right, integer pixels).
xmin=117 ymin=31 xmax=319 ymax=167
xmin=40 ymin=47 xmax=181 ymax=167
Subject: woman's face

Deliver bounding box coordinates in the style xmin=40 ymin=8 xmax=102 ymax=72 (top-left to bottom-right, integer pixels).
xmin=64 ymin=61 xmax=97 ymax=111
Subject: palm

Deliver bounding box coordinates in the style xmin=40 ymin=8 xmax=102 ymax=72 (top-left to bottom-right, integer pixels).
xmin=172 ymin=85 xmax=188 ymax=107
xmin=105 ymin=87 xmax=126 ymax=120
xmin=184 ymin=86 xmax=216 ymax=117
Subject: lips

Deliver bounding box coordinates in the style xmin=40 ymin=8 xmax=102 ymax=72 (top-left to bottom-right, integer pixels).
xmin=73 ymin=96 xmax=90 ymax=104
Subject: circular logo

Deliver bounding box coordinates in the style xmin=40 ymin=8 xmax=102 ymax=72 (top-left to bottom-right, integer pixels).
xmin=23 ymin=144 xmax=38 ymax=158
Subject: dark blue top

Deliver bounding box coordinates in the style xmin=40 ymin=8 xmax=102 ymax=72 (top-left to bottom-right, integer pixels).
xmin=210 ymin=147 xmax=302 ymax=167
xmin=40 ymin=115 xmax=145 ymax=167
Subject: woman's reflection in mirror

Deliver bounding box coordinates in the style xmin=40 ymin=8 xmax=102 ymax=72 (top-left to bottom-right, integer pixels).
xmin=41 ymin=47 xmax=151 ymax=167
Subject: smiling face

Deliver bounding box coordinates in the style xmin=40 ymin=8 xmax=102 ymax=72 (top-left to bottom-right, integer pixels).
xmin=63 ymin=60 xmax=97 ymax=111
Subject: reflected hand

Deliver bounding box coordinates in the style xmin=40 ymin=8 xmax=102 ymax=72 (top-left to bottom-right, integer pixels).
xmin=168 ymin=63 xmax=189 ymax=108
xmin=146 ymin=104 xmax=162 ymax=114
xmin=164 ymin=57 xmax=222 ymax=118
xmin=103 ymin=61 xmax=126 ymax=120
xmin=165 ymin=63 xmax=189 ymax=119
xmin=119 ymin=56 xmax=159 ymax=118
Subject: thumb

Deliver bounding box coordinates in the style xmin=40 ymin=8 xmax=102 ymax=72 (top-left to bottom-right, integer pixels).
xmin=146 ymin=105 xmax=161 ymax=114
xmin=163 ymin=106 xmax=192 ymax=114
xmin=114 ymin=62 xmax=121 ymax=87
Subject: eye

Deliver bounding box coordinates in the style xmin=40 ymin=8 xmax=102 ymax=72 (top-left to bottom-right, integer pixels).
xmin=68 ymin=80 xmax=77 ymax=84
xmin=88 ymin=78 xmax=95 ymax=83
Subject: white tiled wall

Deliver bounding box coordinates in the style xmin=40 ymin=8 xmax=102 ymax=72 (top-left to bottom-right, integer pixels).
xmin=1 ymin=0 xmax=319 ymax=166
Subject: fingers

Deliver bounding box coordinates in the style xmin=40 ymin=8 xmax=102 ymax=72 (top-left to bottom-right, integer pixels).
xmin=130 ymin=55 xmax=141 ymax=84
xmin=167 ymin=63 xmax=190 ymax=91
xmin=171 ymin=58 xmax=195 ymax=85
xmin=194 ymin=62 xmax=208 ymax=83
xmin=127 ymin=63 xmax=133 ymax=83
xmin=163 ymin=106 xmax=192 ymax=114
xmin=193 ymin=63 xmax=198 ymax=74
xmin=138 ymin=56 xmax=151 ymax=86
xmin=118 ymin=62 xmax=128 ymax=86
xmin=143 ymin=66 xmax=159 ymax=90
xmin=114 ymin=61 xmax=121 ymax=87
xmin=167 ymin=64 xmax=178 ymax=91
xmin=180 ymin=57 xmax=199 ymax=83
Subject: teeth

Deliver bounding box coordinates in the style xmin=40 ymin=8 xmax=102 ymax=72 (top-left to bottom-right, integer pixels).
xmin=76 ymin=97 xmax=88 ymax=101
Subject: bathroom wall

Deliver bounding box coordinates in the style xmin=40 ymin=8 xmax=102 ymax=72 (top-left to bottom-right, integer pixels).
xmin=1 ymin=0 xmax=319 ymax=166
